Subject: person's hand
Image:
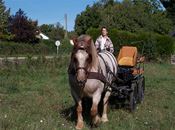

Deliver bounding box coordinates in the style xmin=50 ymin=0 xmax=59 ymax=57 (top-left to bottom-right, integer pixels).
xmin=106 ymin=47 xmax=110 ymax=51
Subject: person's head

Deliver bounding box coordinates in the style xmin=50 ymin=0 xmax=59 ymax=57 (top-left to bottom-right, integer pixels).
xmin=101 ymin=26 xmax=108 ymax=37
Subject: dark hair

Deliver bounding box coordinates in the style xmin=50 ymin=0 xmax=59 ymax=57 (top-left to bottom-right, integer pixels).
xmin=101 ymin=26 xmax=107 ymax=32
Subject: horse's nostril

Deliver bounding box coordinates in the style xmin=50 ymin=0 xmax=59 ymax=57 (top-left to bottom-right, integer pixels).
xmin=77 ymin=80 xmax=86 ymax=86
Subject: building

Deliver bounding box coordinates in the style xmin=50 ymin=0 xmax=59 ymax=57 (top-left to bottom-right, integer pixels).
xmin=35 ymin=30 xmax=49 ymax=40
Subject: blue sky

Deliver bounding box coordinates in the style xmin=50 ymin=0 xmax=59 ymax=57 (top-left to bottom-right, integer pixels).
xmin=5 ymin=0 xmax=97 ymax=31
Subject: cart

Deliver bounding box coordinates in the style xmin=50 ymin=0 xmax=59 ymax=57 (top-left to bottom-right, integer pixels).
xmin=110 ymin=46 xmax=145 ymax=112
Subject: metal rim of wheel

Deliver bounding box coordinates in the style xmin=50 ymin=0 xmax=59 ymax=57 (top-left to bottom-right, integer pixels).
xmin=138 ymin=76 xmax=145 ymax=103
xmin=129 ymin=82 xmax=137 ymax=112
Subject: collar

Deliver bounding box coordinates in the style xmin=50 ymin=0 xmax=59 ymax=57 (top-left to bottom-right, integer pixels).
xmin=100 ymin=35 xmax=109 ymax=40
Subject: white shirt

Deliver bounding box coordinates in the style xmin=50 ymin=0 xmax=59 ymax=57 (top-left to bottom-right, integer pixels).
xmin=101 ymin=36 xmax=106 ymax=50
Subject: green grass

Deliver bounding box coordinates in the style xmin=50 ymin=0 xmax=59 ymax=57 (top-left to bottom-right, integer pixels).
xmin=0 ymin=57 xmax=175 ymax=130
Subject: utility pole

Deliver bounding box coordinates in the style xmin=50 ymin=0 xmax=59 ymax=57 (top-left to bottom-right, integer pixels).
xmin=64 ymin=13 xmax=68 ymax=38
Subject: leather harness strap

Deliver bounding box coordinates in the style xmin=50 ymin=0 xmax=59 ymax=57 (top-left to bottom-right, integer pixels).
xmin=87 ymin=72 xmax=107 ymax=84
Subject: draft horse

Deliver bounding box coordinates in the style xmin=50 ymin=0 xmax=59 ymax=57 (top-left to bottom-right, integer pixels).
xmin=68 ymin=35 xmax=117 ymax=129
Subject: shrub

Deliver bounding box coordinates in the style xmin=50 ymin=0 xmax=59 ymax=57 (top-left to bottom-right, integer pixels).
xmin=59 ymin=38 xmax=73 ymax=54
xmin=0 ymin=34 xmax=14 ymax=41
xmin=0 ymin=41 xmax=55 ymax=56
xmin=86 ymin=27 xmax=100 ymax=42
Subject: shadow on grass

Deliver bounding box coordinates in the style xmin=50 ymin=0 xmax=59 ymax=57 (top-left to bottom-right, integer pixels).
xmin=59 ymin=98 xmax=93 ymax=128
xmin=59 ymin=95 xmax=127 ymax=129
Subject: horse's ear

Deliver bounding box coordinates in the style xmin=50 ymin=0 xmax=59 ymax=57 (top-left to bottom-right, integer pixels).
xmin=70 ymin=40 xmax=74 ymax=46
xmin=70 ymin=37 xmax=78 ymax=46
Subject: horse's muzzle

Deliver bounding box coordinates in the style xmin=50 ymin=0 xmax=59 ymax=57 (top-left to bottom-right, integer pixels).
xmin=77 ymin=79 xmax=87 ymax=87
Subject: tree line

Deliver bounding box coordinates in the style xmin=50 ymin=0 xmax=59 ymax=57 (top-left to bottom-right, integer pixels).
xmin=0 ymin=0 xmax=174 ymax=43
xmin=0 ymin=0 xmax=65 ymax=43
xmin=74 ymin=0 xmax=174 ymax=35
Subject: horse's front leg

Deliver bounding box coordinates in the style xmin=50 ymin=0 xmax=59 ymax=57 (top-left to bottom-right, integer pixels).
xmin=91 ymin=93 xmax=101 ymax=126
xmin=101 ymin=91 xmax=111 ymax=122
xmin=76 ymin=100 xmax=84 ymax=130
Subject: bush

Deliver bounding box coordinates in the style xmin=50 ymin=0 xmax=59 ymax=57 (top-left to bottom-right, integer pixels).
xmin=0 ymin=41 xmax=55 ymax=56
xmin=86 ymin=28 xmax=175 ymax=61
xmin=86 ymin=27 xmax=100 ymax=42
xmin=59 ymin=38 xmax=73 ymax=54
xmin=0 ymin=34 xmax=14 ymax=41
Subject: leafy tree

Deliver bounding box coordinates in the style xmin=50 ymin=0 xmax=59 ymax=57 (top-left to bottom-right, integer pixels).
xmin=160 ymin=0 xmax=175 ymax=26
xmin=0 ymin=0 xmax=10 ymax=35
xmin=39 ymin=22 xmax=65 ymax=40
xmin=74 ymin=3 xmax=102 ymax=35
xmin=39 ymin=24 xmax=53 ymax=36
xmin=74 ymin=0 xmax=172 ymax=35
xmin=99 ymin=0 xmax=115 ymax=7
xmin=9 ymin=9 xmax=38 ymax=43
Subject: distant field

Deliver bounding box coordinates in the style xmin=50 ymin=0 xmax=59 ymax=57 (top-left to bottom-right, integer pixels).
xmin=0 ymin=56 xmax=175 ymax=130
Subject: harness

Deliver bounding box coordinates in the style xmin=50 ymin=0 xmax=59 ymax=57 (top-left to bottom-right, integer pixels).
xmin=68 ymin=52 xmax=118 ymax=92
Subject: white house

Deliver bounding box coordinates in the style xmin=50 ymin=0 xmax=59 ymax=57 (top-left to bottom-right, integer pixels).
xmin=35 ymin=31 xmax=49 ymax=40
xmin=39 ymin=33 xmax=49 ymax=40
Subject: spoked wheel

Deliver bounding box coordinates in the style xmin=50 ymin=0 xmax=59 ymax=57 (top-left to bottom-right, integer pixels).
xmin=137 ymin=76 xmax=145 ymax=103
xmin=128 ymin=82 xmax=137 ymax=112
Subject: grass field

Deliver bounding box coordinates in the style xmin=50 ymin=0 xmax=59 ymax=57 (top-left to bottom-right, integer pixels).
xmin=0 ymin=56 xmax=175 ymax=130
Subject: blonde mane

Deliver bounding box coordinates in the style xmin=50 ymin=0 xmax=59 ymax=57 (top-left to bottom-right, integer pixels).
xmin=78 ymin=35 xmax=99 ymax=70
xmin=89 ymin=37 xmax=99 ymax=70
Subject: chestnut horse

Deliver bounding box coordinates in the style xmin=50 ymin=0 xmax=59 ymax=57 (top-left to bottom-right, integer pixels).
xmin=68 ymin=35 xmax=117 ymax=129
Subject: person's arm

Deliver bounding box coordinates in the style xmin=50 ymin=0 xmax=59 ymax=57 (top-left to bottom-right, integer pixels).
xmin=107 ymin=38 xmax=114 ymax=53
xmin=109 ymin=42 xmax=114 ymax=53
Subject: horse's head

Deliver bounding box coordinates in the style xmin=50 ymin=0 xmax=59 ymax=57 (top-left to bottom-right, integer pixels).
xmin=72 ymin=35 xmax=92 ymax=86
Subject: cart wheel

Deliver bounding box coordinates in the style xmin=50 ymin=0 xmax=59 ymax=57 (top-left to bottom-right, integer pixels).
xmin=129 ymin=82 xmax=137 ymax=112
xmin=138 ymin=77 xmax=145 ymax=103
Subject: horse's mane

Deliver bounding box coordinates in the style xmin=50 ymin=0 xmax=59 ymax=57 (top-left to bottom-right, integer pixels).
xmin=88 ymin=36 xmax=99 ymax=70
xmin=71 ymin=35 xmax=99 ymax=71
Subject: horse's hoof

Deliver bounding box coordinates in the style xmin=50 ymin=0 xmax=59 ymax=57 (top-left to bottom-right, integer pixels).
xmin=92 ymin=115 xmax=101 ymax=127
xmin=76 ymin=122 xmax=84 ymax=130
xmin=101 ymin=117 xmax=109 ymax=123
xmin=101 ymin=114 xmax=109 ymax=123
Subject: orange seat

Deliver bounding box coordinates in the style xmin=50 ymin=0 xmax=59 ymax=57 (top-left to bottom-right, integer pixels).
xmin=117 ymin=46 xmax=138 ymax=67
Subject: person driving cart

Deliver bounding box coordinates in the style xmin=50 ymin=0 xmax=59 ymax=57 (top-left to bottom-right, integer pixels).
xmin=95 ymin=26 xmax=114 ymax=53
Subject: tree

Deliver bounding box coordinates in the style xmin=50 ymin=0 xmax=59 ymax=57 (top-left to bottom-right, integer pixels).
xmin=0 ymin=0 xmax=10 ymax=35
xmin=160 ymin=0 xmax=175 ymax=26
xmin=74 ymin=0 xmax=172 ymax=34
xmin=9 ymin=9 xmax=38 ymax=43
xmin=74 ymin=4 xmax=102 ymax=35
xmin=39 ymin=24 xmax=55 ymax=37
xmin=39 ymin=22 xmax=65 ymax=40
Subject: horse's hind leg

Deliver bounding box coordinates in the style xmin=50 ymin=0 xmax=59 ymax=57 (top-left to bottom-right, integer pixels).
xmin=76 ymin=100 xmax=84 ymax=130
xmin=101 ymin=91 xmax=111 ymax=122
xmin=91 ymin=93 xmax=101 ymax=126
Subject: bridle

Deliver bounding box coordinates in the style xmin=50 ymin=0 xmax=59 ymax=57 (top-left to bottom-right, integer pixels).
xmin=76 ymin=67 xmax=87 ymax=72
xmin=74 ymin=48 xmax=89 ymax=87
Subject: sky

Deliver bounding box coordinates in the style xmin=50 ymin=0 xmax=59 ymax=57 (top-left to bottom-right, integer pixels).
xmin=4 ymin=0 xmax=97 ymax=31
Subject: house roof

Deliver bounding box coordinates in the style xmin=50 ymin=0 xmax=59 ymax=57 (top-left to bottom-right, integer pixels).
xmin=40 ymin=33 xmax=49 ymax=40
xmin=35 ymin=32 xmax=49 ymax=40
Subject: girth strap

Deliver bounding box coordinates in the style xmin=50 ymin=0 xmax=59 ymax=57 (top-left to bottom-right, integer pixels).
xmin=87 ymin=72 xmax=107 ymax=84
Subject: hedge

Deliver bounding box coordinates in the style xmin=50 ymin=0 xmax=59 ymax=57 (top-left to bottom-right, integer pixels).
xmin=86 ymin=28 xmax=175 ymax=61
xmin=0 ymin=40 xmax=55 ymax=56
xmin=0 ymin=39 xmax=74 ymax=56
xmin=0 ymin=29 xmax=174 ymax=61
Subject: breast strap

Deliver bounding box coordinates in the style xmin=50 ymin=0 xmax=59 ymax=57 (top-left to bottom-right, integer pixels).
xmin=87 ymin=72 xmax=107 ymax=84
